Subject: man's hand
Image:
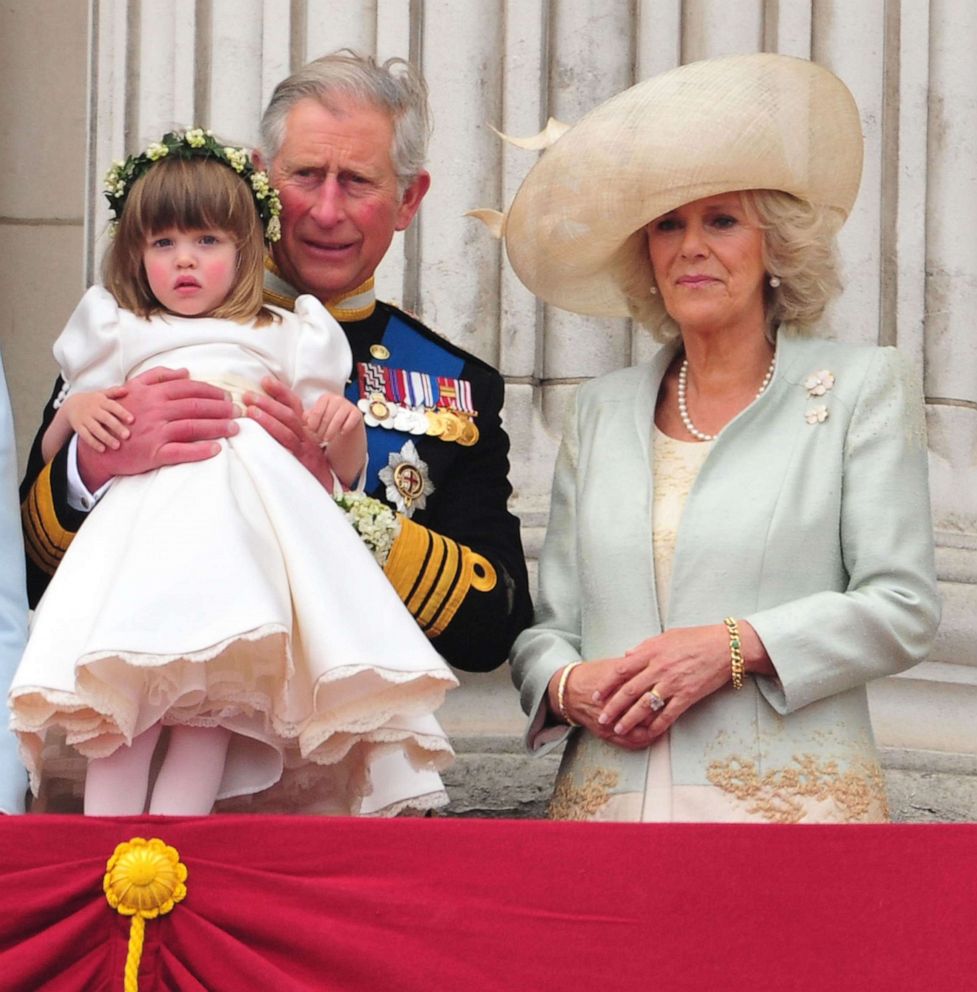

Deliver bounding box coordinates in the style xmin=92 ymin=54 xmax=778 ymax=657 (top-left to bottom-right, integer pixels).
xmin=244 ymin=376 xmax=335 ymax=488
xmin=76 ymin=367 xmax=238 ymax=491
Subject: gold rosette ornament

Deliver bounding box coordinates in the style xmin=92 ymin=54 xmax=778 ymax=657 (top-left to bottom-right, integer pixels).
xmin=104 ymin=837 xmax=188 ymax=992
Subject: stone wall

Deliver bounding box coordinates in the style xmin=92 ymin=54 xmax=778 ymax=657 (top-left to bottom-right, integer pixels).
xmin=1 ymin=0 xmax=973 ymax=816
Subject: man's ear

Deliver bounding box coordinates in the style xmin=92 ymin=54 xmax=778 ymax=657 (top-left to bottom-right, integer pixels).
xmin=252 ymin=149 xmax=267 ymax=172
xmin=395 ymin=171 xmax=431 ymax=232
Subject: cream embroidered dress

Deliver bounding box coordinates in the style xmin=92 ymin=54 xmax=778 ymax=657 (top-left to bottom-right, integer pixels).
xmin=10 ymin=285 xmax=457 ymax=815
xmin=640 ymin=428 xmax=711 ymax=820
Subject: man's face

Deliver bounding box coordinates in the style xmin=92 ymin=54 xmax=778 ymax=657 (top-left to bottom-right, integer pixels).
xmin=264 ymin=96 xmax=429 ymax=300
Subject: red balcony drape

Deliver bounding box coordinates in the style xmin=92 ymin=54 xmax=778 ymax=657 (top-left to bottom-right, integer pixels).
xmin=1 ymin=816 xmax=974 ymax=991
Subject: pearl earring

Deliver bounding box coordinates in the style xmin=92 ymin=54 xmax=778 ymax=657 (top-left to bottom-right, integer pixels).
xmin=768 ymin=275 xmax=781 ymax=288
xmin=649 ymin=284 xmax=658 ymax=295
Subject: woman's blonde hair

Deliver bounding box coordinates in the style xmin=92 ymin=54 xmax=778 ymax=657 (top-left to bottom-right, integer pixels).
xmin=103 ymin=156 xmax=274 ymax=325
xmin=619 ymin=189 xmax=844 ymax=342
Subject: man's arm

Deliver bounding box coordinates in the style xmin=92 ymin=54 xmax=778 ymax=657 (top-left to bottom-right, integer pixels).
xmin=21 ymin=368 xmax=238 ymax=606
xmin=248 ymin=372 xmax=533 ymax=673
xmin=381 ymin=370 xmax=532 ymax=672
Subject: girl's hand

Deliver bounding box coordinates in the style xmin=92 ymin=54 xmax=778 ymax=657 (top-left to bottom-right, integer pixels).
xmin=246 ymin=377 xmax=334 ymax=488
xmin=304 ymin=393 xmax=361 ymax=446
xmin=62 ymin=388 xmax=133 ymax=453
xmin=304 ymin=395 xmax=366 ymax=488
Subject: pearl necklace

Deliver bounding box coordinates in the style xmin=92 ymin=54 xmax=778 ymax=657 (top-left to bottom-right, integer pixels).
xmin=677 ymin=356 xmax=776 ymax=442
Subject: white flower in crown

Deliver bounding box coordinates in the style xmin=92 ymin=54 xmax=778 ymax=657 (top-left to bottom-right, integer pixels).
xmin=265 ymin=215 xmax=281 ymax=242
xmin=104 ymin=160 xmax=126 ymax=195
xmin=145 ymin=141 xmax=169 ymax=161
xmin=805 ymin=404 xmax=829 ymax=425
xmin=223 ymin=146 xmax=248 ymax=173
xmin=803 ymin=369 xmax=835 ymax=397
xmin=251 ymin=170 xmax=272 ymax=199
xmin=185 ymin=128 xmax=207 ymax=148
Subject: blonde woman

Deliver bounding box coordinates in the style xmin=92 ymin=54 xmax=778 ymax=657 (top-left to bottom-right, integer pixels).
xmin=506 ymin=54 xmax=939 ymax=823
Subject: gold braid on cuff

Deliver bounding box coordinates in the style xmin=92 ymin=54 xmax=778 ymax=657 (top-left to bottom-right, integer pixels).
xmin=723 ymin=616 xmax=746 ymax=690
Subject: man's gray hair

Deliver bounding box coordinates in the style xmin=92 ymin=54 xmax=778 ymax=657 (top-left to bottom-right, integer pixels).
xmin=260 ymin=49 xmax=432 ymax=192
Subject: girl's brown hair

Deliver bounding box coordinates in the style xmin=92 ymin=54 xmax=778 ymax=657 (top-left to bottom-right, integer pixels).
xmin=103 ymin=156 xmax=275 ymax=325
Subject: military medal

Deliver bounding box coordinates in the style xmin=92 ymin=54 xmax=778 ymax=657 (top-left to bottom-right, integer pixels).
xmin=358 ymin=391 xmax=397 ymax=428
xmin=393 ymin=462 xmax=425 ymax=506
xmin=355 ymin=361 xmax=480 ymax=447
xmin=439 ymin=411 xmax=463 ymax=442
xmin=425 ymin=409 xmax=445 ymax=436
xmin=369 ymin=395 xmax=391 ymax=420
xmin=457 ymin=414 xmax=480 ymax=446
xmin=407 ymin=406 xmax=429 ymax=435
xmin=379 ymin=441 xmax=435 ymax=517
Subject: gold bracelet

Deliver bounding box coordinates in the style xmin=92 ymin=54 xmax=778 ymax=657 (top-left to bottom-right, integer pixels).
xmin=557 ymin=662 xmax=582 ymax=726
xmin=723 ymin=617 xmax=745 ymax=690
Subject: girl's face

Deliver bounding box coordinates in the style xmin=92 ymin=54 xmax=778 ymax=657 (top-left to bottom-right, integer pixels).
xmin=143 ymin=227 xmax=238 ymax=316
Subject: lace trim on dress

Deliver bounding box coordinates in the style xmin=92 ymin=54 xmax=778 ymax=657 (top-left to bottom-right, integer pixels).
xmin=11 ymin=623 xmax=455 ymax=808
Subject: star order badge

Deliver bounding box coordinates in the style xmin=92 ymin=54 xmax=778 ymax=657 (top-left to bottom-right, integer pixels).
xmin=379 ymin=441 xmax=435 ymax=517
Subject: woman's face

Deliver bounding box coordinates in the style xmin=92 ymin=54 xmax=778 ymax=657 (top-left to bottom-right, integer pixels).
xmin=646 ymin=192 xmax=767 ymax=337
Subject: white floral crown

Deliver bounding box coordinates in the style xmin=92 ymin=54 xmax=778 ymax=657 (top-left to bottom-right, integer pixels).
xmin=104 ymin=128 xmax=282 ymax=242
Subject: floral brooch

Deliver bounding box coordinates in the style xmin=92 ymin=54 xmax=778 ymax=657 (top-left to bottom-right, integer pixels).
xmin=804 ymin=369 xmax=835 ymax=396
xmin=803 ymin=369 xmax=834 ymax=425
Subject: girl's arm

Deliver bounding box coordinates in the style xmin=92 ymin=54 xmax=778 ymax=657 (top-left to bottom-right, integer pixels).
xmin=41 ymin=387 xmax=132 ymax=463
xmin=303 ymin=393 xmax=366 ymax=489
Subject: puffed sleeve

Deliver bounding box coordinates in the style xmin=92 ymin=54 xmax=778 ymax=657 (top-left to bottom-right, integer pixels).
xmin=53 ymin=285 xmax=125 ymax=394
xmin=289 ymin=294 xmax=353 ymax=407
xmin=747 ymin=347 xmax=941 ymax=713
xmin=0 ymin=354 xmax=28 ymax=813
xmin=509 ymin=398 xmax=584 ymax=753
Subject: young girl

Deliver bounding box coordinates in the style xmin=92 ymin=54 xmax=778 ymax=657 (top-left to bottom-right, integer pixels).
xmin=10 ymin=130 xmax=456 ymax=817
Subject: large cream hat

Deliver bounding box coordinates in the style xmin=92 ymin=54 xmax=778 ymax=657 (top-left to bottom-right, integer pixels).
xmin=502 ymin=53 xmax=864 ymax=317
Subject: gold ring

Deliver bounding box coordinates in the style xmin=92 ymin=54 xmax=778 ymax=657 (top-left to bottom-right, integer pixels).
xmin=645 ymin=688 xmax=665 ymax=713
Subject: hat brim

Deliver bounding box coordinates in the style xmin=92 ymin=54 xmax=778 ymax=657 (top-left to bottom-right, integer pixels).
xmin=503 ymin=53 xmax=864 ymax=317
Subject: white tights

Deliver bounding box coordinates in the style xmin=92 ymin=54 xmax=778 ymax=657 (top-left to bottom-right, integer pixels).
xmin=83 ymin=723 xmax=232 ymax=816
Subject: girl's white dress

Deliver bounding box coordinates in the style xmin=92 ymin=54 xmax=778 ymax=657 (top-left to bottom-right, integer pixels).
xmin=9 ymin=285 xmax=457 ymax=815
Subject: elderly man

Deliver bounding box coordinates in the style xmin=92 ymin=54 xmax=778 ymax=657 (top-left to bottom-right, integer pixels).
xmin=20 ymin=51 xmax=531 ymax=673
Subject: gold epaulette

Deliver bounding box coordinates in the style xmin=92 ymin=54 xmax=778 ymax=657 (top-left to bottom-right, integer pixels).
xmin=384 ymin=516 xmax=497 ymax=638
xmin=21 ymin=462 xmax=75 ymax=574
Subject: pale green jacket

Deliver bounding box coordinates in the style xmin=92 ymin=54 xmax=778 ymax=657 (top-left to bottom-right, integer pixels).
xmin=511 ymin=332 xmax=940 ymax=822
